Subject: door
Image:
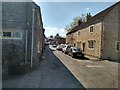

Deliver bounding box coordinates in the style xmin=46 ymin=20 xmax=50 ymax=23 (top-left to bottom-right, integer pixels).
xmin=83 ymin=43 xmax=85 ymax=52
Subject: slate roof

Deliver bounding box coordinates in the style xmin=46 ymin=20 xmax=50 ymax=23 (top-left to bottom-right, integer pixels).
xmin=67 ymin=1 xmax=120 ymax=35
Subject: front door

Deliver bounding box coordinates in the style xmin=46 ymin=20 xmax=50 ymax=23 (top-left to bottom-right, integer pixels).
xmin=83 ymin=43 xmax=85 ymax=52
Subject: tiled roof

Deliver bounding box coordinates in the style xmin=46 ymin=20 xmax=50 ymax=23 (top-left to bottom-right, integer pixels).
xmin=67 ymin=1 xmax=120 ymax=35
xmin=56 ymin=37 xmax=66 ymax=39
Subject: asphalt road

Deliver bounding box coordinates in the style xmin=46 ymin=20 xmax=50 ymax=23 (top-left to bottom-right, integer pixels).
xmin=3 ymin=45 xmax=85 ymax=88
xmin=52 ymin=46 xmax=119 ymax=88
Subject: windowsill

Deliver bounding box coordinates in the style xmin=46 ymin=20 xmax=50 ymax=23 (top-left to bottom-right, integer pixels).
xmin=0 ymin=38 xmax=22 ymax=39
xmin=89 ymin=48 xmax=94 ymax=50
xmin=89 ymin=32 xmax=93 ymax=33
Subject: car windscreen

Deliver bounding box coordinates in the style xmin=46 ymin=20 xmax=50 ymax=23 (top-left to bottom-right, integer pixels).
xmin=73 ymin=48 xmax=81 ymax=52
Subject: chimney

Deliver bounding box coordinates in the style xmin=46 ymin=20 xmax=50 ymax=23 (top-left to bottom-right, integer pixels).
xmin=86 ymin=13 xmax=92 ymax=21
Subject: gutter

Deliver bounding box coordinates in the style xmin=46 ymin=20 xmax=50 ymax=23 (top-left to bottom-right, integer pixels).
xmin=100 ymin=20 xmax=104 ymax=59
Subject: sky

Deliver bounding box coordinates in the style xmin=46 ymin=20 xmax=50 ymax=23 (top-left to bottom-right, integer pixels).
xmin=33 ymin=1 xmax=115 ymax=37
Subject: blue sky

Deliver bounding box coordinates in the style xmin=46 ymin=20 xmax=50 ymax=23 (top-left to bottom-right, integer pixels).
xmin=33 ymin=2 xmax=115 ymax=37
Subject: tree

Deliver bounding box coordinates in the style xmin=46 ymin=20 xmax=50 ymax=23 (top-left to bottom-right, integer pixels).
xmin=50 ymin=35 xmax=53 ymax=39
xmin=65 ymin=25 xmax=71 ymax=33
xmin=65 ymin=14 xmax=87 ymax=33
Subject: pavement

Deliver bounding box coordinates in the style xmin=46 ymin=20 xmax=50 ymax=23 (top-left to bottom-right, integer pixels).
xmin=53 ymin=47 xmax=119 ymax=88
xmin=2 ymin=45 xmax=85 ymax=88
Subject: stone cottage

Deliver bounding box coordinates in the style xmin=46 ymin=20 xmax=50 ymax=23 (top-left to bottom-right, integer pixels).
xmin=53 ymin=34 xmax=66 ymax=46
xmin=2 ymin=2 xmax=45 ymax=75
xmin=66 ymin=2 xmax=120 ymax=62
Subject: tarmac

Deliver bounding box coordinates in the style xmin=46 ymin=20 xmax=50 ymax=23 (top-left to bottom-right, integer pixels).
xmin=2 ymin=46 xmax=85 ymax=88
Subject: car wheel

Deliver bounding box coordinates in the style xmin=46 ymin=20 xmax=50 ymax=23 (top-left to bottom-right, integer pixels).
xmin=82 ymin=54 xmax=84 ymax=58
xmin=68 ymin=53 xmax=70 ymax=56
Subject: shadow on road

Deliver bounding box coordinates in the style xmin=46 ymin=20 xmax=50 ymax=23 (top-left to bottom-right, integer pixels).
xmin=3 ymin=45 xmax=86 ymax=88
xmin=76 ymin=57 xmax=90 ymax=60
xmin=46 ymin=45 xmax=86 ymax=88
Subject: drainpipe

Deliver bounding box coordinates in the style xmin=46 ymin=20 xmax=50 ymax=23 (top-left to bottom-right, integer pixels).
xmin=25 ymin=2 xmax=29 ymax=63
xmin=100 ymin=20 xmax=104 ymax=59
xmin=31 ymin=8 xmax=35 ymax=67
xmin=25 ymin=29 xmax=28 ymax=63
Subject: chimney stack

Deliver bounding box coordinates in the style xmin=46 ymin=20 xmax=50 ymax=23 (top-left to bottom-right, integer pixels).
xmin=86 ymin=13 xmax=92 ymax=21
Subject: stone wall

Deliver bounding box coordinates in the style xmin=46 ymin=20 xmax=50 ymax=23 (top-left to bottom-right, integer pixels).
xmin=118 ymin=3 xmax=120 ymax=62
xmin=2 ymin=2 xmax=31 ymax=76
xmin=66 ymin=33 xmax=74 ymax=46
xmin=32 ymin=3 xmax=42 ymax=67
xmin=2 ymin=2 xmax=28 ymax=29
xmin=73 ymin=22 xmax=102 ymax=58
xmin=102 ymin=4 xmax=119 ymax=61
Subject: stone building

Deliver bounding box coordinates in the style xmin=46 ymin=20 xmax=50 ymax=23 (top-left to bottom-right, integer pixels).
xmin=2 ymin=2 xmax=45 ymax=75
xmin=53 ymin=34 xmax=66 ymax=46
xmin=54 ymin=37 xmax=66 ymax=46
xmin=66 ymin=2 xmax=120 ymax=62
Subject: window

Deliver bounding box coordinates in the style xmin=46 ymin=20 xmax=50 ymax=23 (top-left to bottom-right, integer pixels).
xmin=78 ymin=31 xmax=80 ymax=35
xmin=89 ymin=26 xmax=94 ymax=32
xmin=12 ymin=32 xmax=22 ymax=38
xmin=116 ymin=41 xmax=120 ymax=51
xmin=3 ymin=32 xmax=11 ymax=37
xmin=1 ymin=31 xmax=22 ymax=39
xmin=88 ymin=40 xmax=94 ymax=48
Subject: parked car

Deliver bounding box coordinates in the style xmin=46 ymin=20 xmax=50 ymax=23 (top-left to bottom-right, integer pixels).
xmin=65 ymin=45 xmax=72 ymax=54
xmin=62 ymin=45 xmax=70 ymax=54
xmin=68 ymin=47 xmax=84 ymax=58
xmin=52 ymin=44 xmax=57 ymax=47
xmin=56 ymin=44 xmax=65 ymax=51
xmin=62 ymin=45 xmax=68 ymax=53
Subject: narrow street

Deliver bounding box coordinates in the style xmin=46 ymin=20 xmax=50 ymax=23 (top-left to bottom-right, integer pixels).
xmin=3 ymin=46 xmax=85 ymax=88
xmin=2 ymin=1 xmax=120 ymax=89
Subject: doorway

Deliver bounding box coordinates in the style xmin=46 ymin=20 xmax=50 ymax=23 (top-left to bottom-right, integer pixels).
xmin=83 ymin=43 xmax=85 ymax=52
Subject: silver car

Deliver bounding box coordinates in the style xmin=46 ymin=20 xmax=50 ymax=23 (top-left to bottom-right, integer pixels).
xmin=56 ymin=44 xmax=66 ymax=51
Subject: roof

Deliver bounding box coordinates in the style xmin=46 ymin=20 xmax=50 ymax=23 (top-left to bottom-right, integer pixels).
xmin=56 ymin=37 xmax=66 ymax=39
xmin=67 ymin=1 xmax=120 ymax=35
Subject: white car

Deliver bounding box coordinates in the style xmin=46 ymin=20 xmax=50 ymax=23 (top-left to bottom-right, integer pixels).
xmin=62 ymin=45 xmax=69 ymax=54
xmin=56 ymin=44 xmax=65 ymax=51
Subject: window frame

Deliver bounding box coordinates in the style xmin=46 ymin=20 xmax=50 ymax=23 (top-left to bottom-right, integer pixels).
xmin=88 ymin=40 xmax=94 ymax=49
xmin=89 ymin=25 xmax=94 ymax=33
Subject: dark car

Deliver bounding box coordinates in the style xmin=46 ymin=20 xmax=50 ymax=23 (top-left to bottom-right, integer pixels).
xmin=68 ymin=47 xmax=84 ymax=58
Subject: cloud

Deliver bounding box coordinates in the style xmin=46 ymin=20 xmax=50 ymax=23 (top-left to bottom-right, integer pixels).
xmin=44 ymin=27 xmax=66 ymax=37
xmin=85 ymin=7 xmax=90 ymax=11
